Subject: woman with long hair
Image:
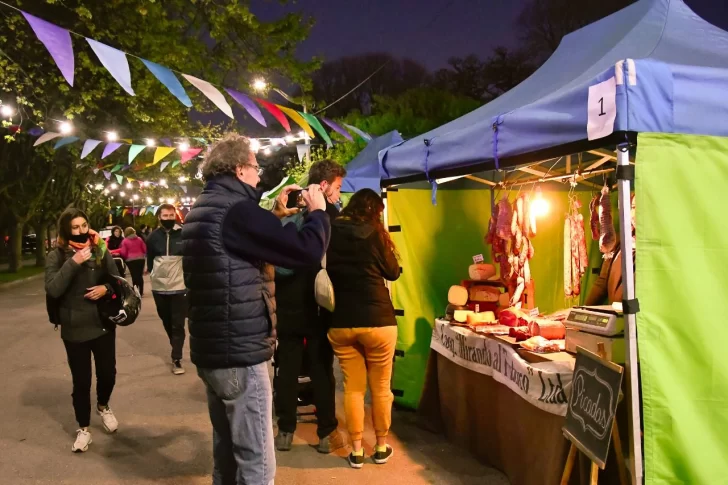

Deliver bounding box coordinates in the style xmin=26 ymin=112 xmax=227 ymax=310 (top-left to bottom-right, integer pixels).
xmin=119 ymin=226 xmax=147 ymax=296
xmin=106 ymin=226 xmax=125 ymax=276
xmin=326 ymin=188 xmax=401 ymax=469
xmin=45 ymin=208 xmax=121 ymax=452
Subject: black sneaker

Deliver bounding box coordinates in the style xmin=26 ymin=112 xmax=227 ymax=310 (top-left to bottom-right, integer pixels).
xmin=348 ymin=452 xmax=365 ymax=469
xmin=373 ymin=445 xmax=393 ymax=464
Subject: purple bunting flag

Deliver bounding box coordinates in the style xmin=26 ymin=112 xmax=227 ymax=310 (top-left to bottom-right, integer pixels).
xmin=102 ymin=142 xmax=123 ymax=159
xmin=22 ymin=12 xmax=75 ymax=86
xmin=28 ymin=127 xmax=45 ymax=136
xmin=160 ymin=161 xmax=170 ymax=172
xmin=161 ymin=138 xmax=172 ymax=147
xmin=86 ymin=38 xmax=135 ymax=95
xmin=103 ymin=171 xmax=111 ymax=180
xmin=322 ymin=117 xmax=353 ymax=141
xmin=81 ymin=139 xmax=102 ymax=159
xmin=226 ymin=89 xmax=266 ymax=126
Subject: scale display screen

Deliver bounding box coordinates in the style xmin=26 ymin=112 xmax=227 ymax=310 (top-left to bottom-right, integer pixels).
xmin=565 ymin=307 xmax=624 ymax=336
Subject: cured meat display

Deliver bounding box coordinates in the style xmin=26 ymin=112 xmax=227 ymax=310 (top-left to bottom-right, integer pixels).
xmin=598 ymin=185 xmax=617 ymax=257
xmin=487 ymin=194 xmax=537 ymax=307
xmin=564 ymin=198 xmax=589 ymax=298
xmin=528 ymin=319 xmax=566 ymax=340
xmin=520 ymin=336 xmax=561 ymax=353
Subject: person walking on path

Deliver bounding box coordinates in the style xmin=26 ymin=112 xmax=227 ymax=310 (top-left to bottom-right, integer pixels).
xmin=182 ymin=133 xmax=331 ymax=485
xmin=326 ymin=189 xmax=402 ymax=469
xmin=274 ymin=160 xmax=347 ymax=454
xmin=146 ymin=204 xmax=187 ymax=375
xmin=106 ymin=226 xmax=125 ymax=276
xmin=44 ymin=208 xmax=121 ymax=453
xmin=119 ymin=226 xmax=147 ymax=296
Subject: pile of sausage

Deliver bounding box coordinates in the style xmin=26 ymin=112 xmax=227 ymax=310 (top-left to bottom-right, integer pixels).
xmin=564 ymin=198 xmax=589 ymax=298
xmin=592 ymin=185 xmax=617 ymax=257
xmin=486 ymin=194 xmax=536 ymax=307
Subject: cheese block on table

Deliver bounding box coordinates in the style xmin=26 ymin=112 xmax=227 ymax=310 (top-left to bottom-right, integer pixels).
xmin=453 ymin=310 xmax=474 ymax=323
xmin=468 ymin=285 xmax=501 ymax=303
xmin=448 ymin=285 xmax=469 ymax=306
xmin=469 ymin=264 xmax=496 ymax=281
xmin=466 ymin=311 xmax=496 ymax=325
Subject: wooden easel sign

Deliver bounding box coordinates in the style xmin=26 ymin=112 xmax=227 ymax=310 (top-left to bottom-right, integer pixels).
xmin=560 ymin=346 xmax=626 ymax=484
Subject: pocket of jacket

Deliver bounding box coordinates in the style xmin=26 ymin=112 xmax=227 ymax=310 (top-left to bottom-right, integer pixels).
xmin=198 ymin=368 xmax=241 ymax=400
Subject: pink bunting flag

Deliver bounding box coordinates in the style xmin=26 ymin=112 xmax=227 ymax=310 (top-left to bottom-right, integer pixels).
xmin=22 ymin=12 xmax=75 ymax=86
xmin=182 ymin=74 xmax=234 ymax=118
xmin=86 ymin=39 xmax=135 ymax=95
xmin=33 ymin=132 xmax=61 ymax=146
xmin=255 ymin=99 xmax=290 ymax=132
xmin=102 ymin=142 xmax=123 ymax=159
xmin=180 ymin=148 xmax=203 ymax=164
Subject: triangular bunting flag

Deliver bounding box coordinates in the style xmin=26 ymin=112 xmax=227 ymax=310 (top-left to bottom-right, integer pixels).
xmin=28 ymin=127 xmax=45 ymax=136
xmin=161 ymin=138 xmax=172 ymax=147
xmin=226 ymin=89 xmax=266 ymax=126
xmin=53 ymin=136 xmax=79 ymax=149
xmin=160 ymin=161 xmax=170 ymax=172
xmin=277 ymin=106 xmax=314 ymax=138
xmin=110 ymin=164 xmax=123 ymax=173
xmin=171 ymin=160 xmax=181 ymax=168
xmin=255 ymin=99 xmax=290 ymax=132
xmin=93 ymin=168 xmax=100 ymax=174
xmin=22 ymin=12 xmax=74 ymax=86
xmin=122 ymin=208 xmax=129 ymax=217
xmin=182 ymin=74 xmax=234 ymax=118
xmin=153 ymin=147 xmax=176 ymax=164
xmin=321 ymin=117 xmax=353 ymax=141
xmin=344 ymin=123 xmax=372 ymax=141
xmin=139 ymin=207 xmax=147 ymax=216
xmin=181 ymin=185 xmax=188 ymax=194
xmin=121 ymin=138 xmax=133 ymax=144
xmin=81 ymin=139 xmax=102 ymax=159
xmin=193 ymin=137 xmax=208 ymax=145
xmin=115 ymin=174 xmax=124 ymax=184
xmin=296 ymin=144 xmax=310 ymax=163
xmin=300 ymin=112 xmax=332 ymax=146
xmin=141 ymin=59 xmax=192 ymax=107
xmin=103 ymin=171 xmax=111 ymax=180
xmin=180 ymin=148 xmax=203 ymax=163
xmin=86 ymin=38 xmax=135 ymax=95
xmin=128 ymin=145 xmax=145 ymax=164
xmin=102 ymin=142 xmax=123 ymax=159
xmin=33 ymin=132 xmax=61 ymax=146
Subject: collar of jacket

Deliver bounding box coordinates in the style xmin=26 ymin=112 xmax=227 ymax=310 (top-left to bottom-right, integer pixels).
xmin=205 ymin=174 xmax=261 ymax=202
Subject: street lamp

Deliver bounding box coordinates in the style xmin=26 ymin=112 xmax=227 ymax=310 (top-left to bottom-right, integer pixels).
xmin=252 ymin=78 xmax=268 ymax=92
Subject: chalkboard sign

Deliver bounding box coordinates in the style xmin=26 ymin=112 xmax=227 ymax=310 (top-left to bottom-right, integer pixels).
xmin=563 ymin=346 xmax=623 ymax=469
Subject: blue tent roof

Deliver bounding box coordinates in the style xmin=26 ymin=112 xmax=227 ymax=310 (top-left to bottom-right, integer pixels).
xmin=380 ymin=0 xmax=728 ymax=183
xmin=342 ymin=130 xmax=403 ymax=192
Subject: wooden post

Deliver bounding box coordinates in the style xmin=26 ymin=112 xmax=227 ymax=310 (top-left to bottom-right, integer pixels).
xmin=612 ymin=421 xmax=630 ymax=485
xmin=560 ymin=443 xmax=578 ymax=485
xmin=590 ymin=462 xmax=599 ymax=484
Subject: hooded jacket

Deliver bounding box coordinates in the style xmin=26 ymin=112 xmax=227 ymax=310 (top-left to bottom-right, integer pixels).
xmin=146 ymin=225 xmax=185 ymax=294
xmin=119 ymin=234 xmax=147 ymax=262
xmin=327 ymin=218 xmax=401 ymax=329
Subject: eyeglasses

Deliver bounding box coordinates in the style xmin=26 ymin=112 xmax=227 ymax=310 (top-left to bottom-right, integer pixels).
xmin=245 ymin=163 xmax=263 ymax=176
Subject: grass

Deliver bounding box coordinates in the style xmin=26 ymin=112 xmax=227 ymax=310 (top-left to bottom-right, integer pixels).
xmin=0 ymin=265 xmax=45 ymax=284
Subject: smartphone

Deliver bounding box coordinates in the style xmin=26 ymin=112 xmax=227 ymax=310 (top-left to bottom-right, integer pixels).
xmin=286 ymin=189 xmax=307 ymax=209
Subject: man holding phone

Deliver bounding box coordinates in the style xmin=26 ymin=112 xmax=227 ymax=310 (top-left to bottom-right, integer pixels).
xmin=182 ymin=134 xmax=330 ymax=485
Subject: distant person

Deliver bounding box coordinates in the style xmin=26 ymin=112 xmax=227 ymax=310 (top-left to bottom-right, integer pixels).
xmin=45 ymin=208 xmax=121 ymax=453
xmin=182 ymin=133 xmax=330 ymax=485
xmin=119 ymin=227 xmax=147 ymax=296
xmin=274 ymin=159 xmax=347 ymax=453
xmin=137 ymin=224 xmax=148 ymax=243
xmin=146 ymin=204 xmax=187 ymax=375
xmin=326 ymin=188 xmax=401 ymax=469
xmin=106 ymin=226 xmax=125 ymax=276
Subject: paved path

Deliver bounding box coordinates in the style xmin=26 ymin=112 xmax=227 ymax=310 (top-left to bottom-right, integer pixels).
xmin=0 ymin=276 xmax=508 ymax=484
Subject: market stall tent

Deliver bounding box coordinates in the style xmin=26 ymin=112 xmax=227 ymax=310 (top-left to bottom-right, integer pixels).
xmin=341 ymin=130 xmax=403 ymax=193
xmin=378 ymin=1 xmax=728 ymax=484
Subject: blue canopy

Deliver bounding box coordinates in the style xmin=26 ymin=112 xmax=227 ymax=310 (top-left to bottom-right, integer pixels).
xmin=342 ymin=130 xmax=403 ymax=192
xmin=380 ymin=0 xmax=728 ymax=183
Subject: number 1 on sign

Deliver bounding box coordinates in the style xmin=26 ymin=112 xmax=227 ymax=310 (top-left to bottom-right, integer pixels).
xmin=587 ymin=77 xmax=617 ymax=141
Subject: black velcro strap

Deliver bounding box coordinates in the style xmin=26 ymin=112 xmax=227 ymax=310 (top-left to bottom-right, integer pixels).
xmin=399 ymin=266 xmax=404 ymax=275
xmin=388 ymin=225 xmax=402 ymax=232
xmin=622 ymin=298 xmax=640 ymax=314
xmin=616 ymin=165 xmax=635 ymax=181
xmin=392 ymin=389 xmax=404 ymax=397
xmin=394 ymin=309 xmax=405 ymax=317
xmin=592 ymin=268 xmax=601 ymax=275
xmin=387 ymin=187 xmax=399 ymax=192
xmin=395 ymin=349 xmax=405 ymax=358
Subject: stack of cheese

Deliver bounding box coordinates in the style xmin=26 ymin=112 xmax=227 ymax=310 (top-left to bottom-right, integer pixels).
xmin=447 ymin=285 xmax=496 ymax=325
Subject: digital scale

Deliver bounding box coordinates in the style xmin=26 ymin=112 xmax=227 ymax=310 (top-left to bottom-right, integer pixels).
xmin=564 ymin=306 xmax=625 ymax=364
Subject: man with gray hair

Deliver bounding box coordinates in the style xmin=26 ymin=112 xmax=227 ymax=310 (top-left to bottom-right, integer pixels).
xmin=182 ymin=133 xmax=329 ymax=485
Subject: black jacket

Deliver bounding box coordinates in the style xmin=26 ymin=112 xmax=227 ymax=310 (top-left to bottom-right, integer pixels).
xmin=275 ymin=201 xmax=340 ymax=337
xmin=45 ymin=246 xmax=121 ymax=342
xmin=182 ymin=175 xmax=330 ymax=368
xmin=327 ymin=218 xmax=401 ymax=329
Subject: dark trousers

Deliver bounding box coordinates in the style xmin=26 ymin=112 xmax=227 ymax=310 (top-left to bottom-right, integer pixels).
xmin=114 ymin=258 xmax=125 ymax=277
xmin=152 ymin=292 xmax=187 ymax=361
xmin=126 ymin=259 xmax=144 ymax=296
xmin=275 ymin=334 xmax=338 ymax=439
xmin=63 ymin=330 xmax=116 ymax=428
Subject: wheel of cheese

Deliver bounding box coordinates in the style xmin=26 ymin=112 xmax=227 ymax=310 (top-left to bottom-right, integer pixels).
xmin=453 ymin=310 xmax=474 ymax=323
xmin=469 ymin=264 xmax=496 ymax=281
xmin=448 ymin=285 xmax=469 ymax=306
xmin=466 ymin=311 xmax=496 ymax=325
xmin=468 ymin=285 xmax=501 ymax=303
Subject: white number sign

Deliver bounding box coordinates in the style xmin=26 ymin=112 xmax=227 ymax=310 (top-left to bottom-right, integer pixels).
xmin=587 ymin=76 xmax=617 ymax=141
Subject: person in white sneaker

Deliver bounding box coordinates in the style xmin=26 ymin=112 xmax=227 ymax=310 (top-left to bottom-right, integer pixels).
xmin=45 ymin=208 xmax=121 ymax=452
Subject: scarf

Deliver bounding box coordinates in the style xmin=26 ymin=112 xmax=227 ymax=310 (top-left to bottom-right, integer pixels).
xmin=59 ymin=229 xmax=107 ymax=264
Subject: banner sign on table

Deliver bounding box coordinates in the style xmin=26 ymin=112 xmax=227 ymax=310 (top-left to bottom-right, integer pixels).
xmin=430 ymin=319 xmax=574 ymax=416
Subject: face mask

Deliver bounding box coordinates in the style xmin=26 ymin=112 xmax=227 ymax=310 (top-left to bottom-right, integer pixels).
xmin=69 ymin=232 xmax=89 ymax=244
xmin=160 ymin=219 xmax=175 ymax=230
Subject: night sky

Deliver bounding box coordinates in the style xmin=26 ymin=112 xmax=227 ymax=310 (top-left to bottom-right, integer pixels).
xmin=253 ymin=0 xmax=728 ymax=71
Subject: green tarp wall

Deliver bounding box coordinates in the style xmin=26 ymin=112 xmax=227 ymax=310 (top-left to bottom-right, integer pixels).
xmin=636 ymin=133 xmax=728 ymax=484
xmin=388 ymin=185 xmax=606 ymax=409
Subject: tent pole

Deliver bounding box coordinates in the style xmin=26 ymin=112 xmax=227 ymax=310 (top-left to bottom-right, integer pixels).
xmin=383 ymin=187 xmax=392 ymax=295
xmin=617 ymin=143 xmax=643 ymax=485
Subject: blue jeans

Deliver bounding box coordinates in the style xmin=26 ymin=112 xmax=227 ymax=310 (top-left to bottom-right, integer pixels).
xmin=197 ymin=363 xmax=275 ymax=485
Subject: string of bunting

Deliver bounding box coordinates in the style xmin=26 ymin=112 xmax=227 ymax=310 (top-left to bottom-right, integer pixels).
xmin=4 ymin=6 xmax=372 ymax=144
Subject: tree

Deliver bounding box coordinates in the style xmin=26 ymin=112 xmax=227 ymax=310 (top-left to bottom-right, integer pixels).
xmin=0 ymin=0 xmax=318 ymax=271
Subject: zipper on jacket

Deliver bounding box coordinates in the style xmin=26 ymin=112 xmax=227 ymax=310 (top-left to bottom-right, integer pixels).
xmin=166 ymin=232 xmax=170 ymax=256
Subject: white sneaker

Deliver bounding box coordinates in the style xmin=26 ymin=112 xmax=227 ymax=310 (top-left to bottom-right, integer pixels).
xmin=97 ymin=406 xmax=119 ymax=433
xmin=172 ymin=360 xmax=185 ymax=375
xmin=72 ymin=429 xmax=92 ymax=453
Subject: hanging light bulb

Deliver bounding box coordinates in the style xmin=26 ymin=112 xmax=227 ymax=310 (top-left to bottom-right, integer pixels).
xmin=298 ymin=131 xmax=305 ymax=139
xmin=132 ymin=194 xmax=139 ymax=201
xmin=178 ymin=142 xmax=190 ymax=152
xmin=119 ymin=191 xmax=126 ymax=197
xmin=107 ymin=131 xmax=118 ymax=142
xmin=159 ymin=197 xmax=165 ymax=203
xmin=178 ymin=176 xmax=188 ymax=183
xmin=262 ymin=148 xmax=271 ymax=156
xmin=250 ymin=139 xmax=260 ymax=153
xmin=94 ymin=184 xmax=104 ymax=190
xmin=284 ymin=135 xmax=295 ymax=144
xmin=252 ymin=78 xmax=268 ymax=92
xmin=159 ymin=178 xmax=167 ymax=186
xmin=0 ymin=104 xmax=14 ymax=118
xmin=146 ymin=138 xmax=156 ymax=147
xmin=166 ymin=197 xmax=175 ymax=205
xmin=110 ymin=183 xmax=118 ymax=190
xmin=59 ymin=121 xmax=73 ymax=135
xmin=531 ymin=186 xmax=549 ymax=217
xmin=126 ymin=182 xmax=133 ymax=189
xmin=146 ymin=197 xmax=153 ymax=204
xmin=103 ymin=189 xmax=110 ymax=195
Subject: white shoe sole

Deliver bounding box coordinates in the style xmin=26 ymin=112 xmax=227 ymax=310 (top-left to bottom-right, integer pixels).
xmin=373 ymin=447 xmax=394 ymax=464
xmin=102 ymin=422 xmax=118 ymax=433
xmin=348 ymin=460 xmax=363 ymax=469
xmin=72 ymin=438 xmax=92 ymax=453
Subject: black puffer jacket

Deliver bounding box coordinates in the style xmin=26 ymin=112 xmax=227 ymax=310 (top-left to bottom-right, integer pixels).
xmin=45 ymin=247 xmax=120 ymax=342
xmin=327 ymin=219 xmax=401 ymax=328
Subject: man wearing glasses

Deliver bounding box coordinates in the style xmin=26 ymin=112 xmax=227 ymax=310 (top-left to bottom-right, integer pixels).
xmin=182 ymin=133 xmax=329 ymax=485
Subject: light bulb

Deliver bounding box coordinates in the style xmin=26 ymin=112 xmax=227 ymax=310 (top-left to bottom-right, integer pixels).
xmin=110 ymin=183 xmax=118 ymax=190
xmin=107 ymin=131 xmax=118 ymax=142
xmin=263 ymin=148 xmax=271 ymax=156
xmin=178 ymin=176 xmax=187 ymax=183
xmin=166 ymin=198 xmax=175 ymax=204
xmin=252 ymin=78 xmax=267 ymax=92
xmin=146 ymin=138 xmax=156 ymax=147
xmin=159 ymin=197 xmax=165 ymax=203
xmin=531 ymin=188 xmax=549 ymax=217
xmin=179 ymin=142 xmax=189 ymax=152
xmin=119 ymin=191 xmax=126 ymax=197
xmin=0 ymin=105 xmax=13 ymax=117
xmin=250 ymin=139 xmax=260 ymax=153
xmin=298 ymin=131 xmax=305 ymax=138
xmin=159 ymin=178 xmax=167 ymax=186
xmin=146 ymin=197 xmax=153 ymax=204
xmin=132 ymin=194 xmax=139 ymax=201
xmin=126 ymin=182 xmax=133 ymax=189
xmin=59 ymin=121 xmax=73 ymax=135
xmin=285 ymin=135 xmax=295 ymax=144
xmin=103 ymin=189 xmax=110 ymax=195
xmin=192 ymin=198 xmax=196 ymax=203
xmin=94 ymin=184 xmax=104 ymax=190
